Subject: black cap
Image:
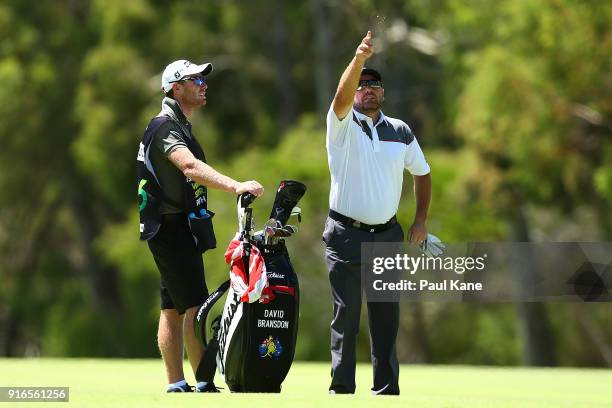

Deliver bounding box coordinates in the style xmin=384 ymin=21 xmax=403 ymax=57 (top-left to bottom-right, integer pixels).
xmin=361 ymin=67 xmax=382 ymax=81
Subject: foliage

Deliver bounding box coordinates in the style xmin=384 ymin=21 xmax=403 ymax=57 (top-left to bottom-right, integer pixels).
xmin=0 ymin=0 xmax=610 ymax=366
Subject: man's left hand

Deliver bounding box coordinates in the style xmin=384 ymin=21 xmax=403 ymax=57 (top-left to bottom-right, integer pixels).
xmin=235 ymin=180 xmax=264 ymax=197
xmin=407 ymin=221 xmax=427 ymax=244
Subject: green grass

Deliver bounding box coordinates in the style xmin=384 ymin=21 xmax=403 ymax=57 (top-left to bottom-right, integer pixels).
xmin=0 ymin=359 xmax=611 ymax=407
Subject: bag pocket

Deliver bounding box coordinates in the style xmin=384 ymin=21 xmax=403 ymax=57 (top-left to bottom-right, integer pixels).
xmin=188 ymin=210 xmax=217 ymax=253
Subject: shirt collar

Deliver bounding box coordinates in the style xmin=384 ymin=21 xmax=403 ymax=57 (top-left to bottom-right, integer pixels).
xmin=161 ymin=97 xmax=190 ymax=125
xmin=353 ymin=108 xmax=388 ymax=127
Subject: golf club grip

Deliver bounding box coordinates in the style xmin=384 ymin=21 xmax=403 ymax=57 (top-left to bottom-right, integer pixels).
xmin=239 ymin=192 xmax=256 ymax=208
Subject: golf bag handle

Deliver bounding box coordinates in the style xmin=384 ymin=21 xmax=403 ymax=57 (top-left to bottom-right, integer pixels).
xmin=267 ymin=285 xmax=296 ymax=298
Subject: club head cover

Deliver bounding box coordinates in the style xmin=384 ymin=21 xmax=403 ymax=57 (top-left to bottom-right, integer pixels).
xmin=269 ymin=180 xmax=306 ymax=227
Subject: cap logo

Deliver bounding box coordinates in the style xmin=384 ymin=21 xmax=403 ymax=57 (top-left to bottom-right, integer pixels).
xmin=174 ymin=71 xmax=181 ymax=79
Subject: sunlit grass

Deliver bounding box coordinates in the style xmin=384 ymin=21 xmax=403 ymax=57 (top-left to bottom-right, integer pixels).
xmin=0 ymin=359 xmax=610 ymax=407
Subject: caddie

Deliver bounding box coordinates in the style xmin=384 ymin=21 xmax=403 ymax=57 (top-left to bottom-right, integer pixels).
xmin=137 ymin=59 xmax=263 ymax=393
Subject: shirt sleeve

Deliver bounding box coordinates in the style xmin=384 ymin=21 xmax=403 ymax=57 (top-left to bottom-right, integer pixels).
xmin=152 ymin=122 xmax=188 ymax=157
xmin=405 ymin=137 xmax=431 ymax=176
xmin=326 ymin=106 xmax=352 ymax=146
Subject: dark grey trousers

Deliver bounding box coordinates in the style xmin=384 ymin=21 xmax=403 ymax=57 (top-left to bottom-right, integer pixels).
xmin=323 ymin=216 xmax=402 ymax=394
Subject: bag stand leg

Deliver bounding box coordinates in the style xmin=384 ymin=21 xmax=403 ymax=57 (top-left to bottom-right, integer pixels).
xmin=196 ymin=338 xmax=219 ymax=383
xmin=195 ymin=315 xmax=222 ymax=383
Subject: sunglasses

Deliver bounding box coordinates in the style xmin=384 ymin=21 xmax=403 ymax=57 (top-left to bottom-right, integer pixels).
xmin=171 ymin=76 xmax=206 ymax=86
xmin=357 ymin=80 xmax=383 ymax=91
xmin=184 ymin=76 xmax=206 ymax=86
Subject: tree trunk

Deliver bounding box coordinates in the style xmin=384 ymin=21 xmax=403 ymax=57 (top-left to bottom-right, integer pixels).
xmin=70 ymin=203 xmax=123 ymax=313
xmin=397 ymin=303 xmax=431 ymax=363
xmin=575 ymin=304 xmax=612 ymax=366
xmin=310 ymin=0 xmax=334 ymax=118
xmin=64 ymin=170 xmax=123 ymax=314
xmin=273 ymin=0 xmax=296 ymax=130
xmin=511 ymin=205 xmax=557 ymax=366
xmin=594 ymin=196 xmax=612 ymax=239
xmin=1 ymin=314 xmax=19 ymax=357
xmin=0 ymin=197 xmax=61 ymax=356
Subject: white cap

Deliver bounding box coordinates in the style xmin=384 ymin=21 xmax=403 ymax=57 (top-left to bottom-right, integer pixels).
xmin=161 ymin=59 xmax=213 ymax=93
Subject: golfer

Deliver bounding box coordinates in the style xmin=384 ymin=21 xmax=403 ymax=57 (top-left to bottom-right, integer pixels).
xmin=137 ymin=59 xmax=263 ymax=392
xmin=322 ymin=31 xmax=432 ymax=395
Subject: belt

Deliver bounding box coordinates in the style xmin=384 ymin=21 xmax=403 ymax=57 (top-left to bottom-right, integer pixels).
xmin=329 ymin=210 xmax=397 ymax=233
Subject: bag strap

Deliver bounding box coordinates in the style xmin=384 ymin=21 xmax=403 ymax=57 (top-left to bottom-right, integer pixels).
xmin=194 ymin=280 xmax=230 ymax=383
xmin=194 ymin=280 xmax=230 ymax=346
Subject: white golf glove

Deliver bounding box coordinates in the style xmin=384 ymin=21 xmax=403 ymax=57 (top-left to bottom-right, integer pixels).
xmin=419 ymin=233 xmax=445 ymax=258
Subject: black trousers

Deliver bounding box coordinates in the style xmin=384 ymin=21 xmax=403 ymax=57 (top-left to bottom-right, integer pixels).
xmin=323 ymin=216 xmax=402 ymax=394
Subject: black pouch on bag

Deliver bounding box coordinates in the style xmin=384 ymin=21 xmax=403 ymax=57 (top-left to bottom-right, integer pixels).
xmin=188 ymin=210 xmax=217 ymax=253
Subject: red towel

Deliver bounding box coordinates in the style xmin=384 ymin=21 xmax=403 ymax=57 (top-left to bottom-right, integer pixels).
xmin=225 ymin=239 xmax=268 ymax=303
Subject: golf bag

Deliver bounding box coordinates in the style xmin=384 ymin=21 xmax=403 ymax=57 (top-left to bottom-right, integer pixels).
xmin=194 ymin=180 xmax=307 ymax=392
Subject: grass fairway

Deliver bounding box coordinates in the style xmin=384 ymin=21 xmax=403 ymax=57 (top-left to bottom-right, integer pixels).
xmin=0 ymin=359 xmax=611 ymax=407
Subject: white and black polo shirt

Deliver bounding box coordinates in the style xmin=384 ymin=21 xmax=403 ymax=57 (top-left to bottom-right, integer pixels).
xmin=326 ymin=107 xmax=430 ymax=225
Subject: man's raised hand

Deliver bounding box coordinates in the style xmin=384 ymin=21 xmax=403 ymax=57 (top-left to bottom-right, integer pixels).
xmin=355 ymin=31 xmax=374 ymax=61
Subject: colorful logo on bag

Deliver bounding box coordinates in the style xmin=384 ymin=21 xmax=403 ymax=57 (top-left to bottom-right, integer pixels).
xmin=258 ymin=336 xmax=283 ymax=359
